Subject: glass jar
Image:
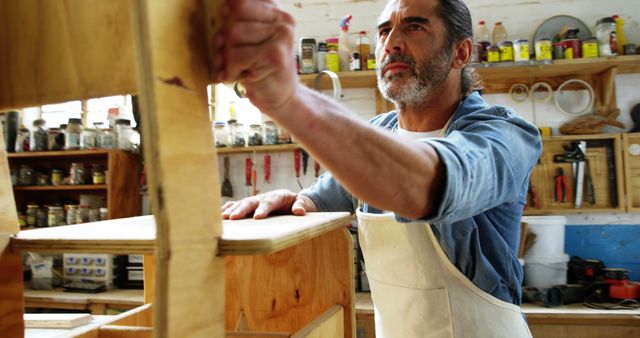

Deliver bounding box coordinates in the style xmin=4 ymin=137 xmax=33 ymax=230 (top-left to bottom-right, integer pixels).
xmin=26 ymin=204 xmax=39 ymax=227
xmin=89 ymin=209 xmax=100 ymax=223
xmin=100 ymin=207 xmax=108 ymax=221
xmin=69 ymin=163 xmax=85 ymax=185
xmin=498 ymin=41 xmax=514 ymax=62
xmin=115 ymin=119 xmax=133 ymax=150
xmin=213 ymin=122 xmax=229 ymax=148
xmin=80 ymin=128 xmax=97 ymax=150
xmin=47 ymin=206 xmax=63 ymax=227
xmin=36 ymin=208 xmax=48 ymax=227
xmin=15 ymin=127 xmax=30 ymax=152
xmin=10 ymin=168 xmax=18 ymax=186
xmin=596 ymin=17 xmax=617 ymax=56
xmin=18 ymin=164 xmax=35 ymax=186
xmin=36 ymin=172 xmax=51 ymax=186
xmin=99 ymin=128 xmax=115 ymax=149
xmin=65 ymin=118 xmax=82 ymax=150
xmin=91 ymin=165 xmax=105 ymax=184
xmin=31 ymin=119 xmax=48 ymax=151
xmin=487 ymin=45 xmax=501 ymax=63
xmin=77 ymin=205 xmax=90 ymax=223
xmin=51 ymin=169 xmax=63 ymax=186
xmin=248 ymin=124 xmax=263 ymax=146
xmin=47 ymin=128 xmax=62 ymax=151
xmin=66 ymin=205 xmax=78 ymax=225
xmin=229 ymin=120 xmax=246 ymax=147
xmin=263 ymin=121 xmax=279 ymax=145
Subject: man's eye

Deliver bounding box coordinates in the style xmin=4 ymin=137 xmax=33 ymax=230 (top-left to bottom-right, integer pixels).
xmin=378 ymin=28 xmax=391 ymax=36
xmin=407 ymin=24 xmax=424 ymax=32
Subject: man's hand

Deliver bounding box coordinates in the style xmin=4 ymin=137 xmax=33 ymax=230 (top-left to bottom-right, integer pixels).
xmin=221 ymin=189 xmax=318 ymax=220
xmin=213 ymin=0 xmax=301 ymax=115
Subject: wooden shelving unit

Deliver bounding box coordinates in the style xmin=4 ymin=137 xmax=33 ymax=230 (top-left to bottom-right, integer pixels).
xmin=13 ymin=185 xmax=108 ymax=191
xmin=525 ymin=133 xmax=625 ymax=215
xmin=8 ymin=150 xmax=140 ymax=220
xmin=623 ymin=133 xmax=640 ymax=212
xmin=300 ymin=55 xmax=640 ymax=93
xmin=216 ymin=143 xmax=301 ymax=154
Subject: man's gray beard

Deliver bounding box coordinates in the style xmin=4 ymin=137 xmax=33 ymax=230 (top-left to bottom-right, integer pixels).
xmin=376 ymin=50 xmax=451 ymax=109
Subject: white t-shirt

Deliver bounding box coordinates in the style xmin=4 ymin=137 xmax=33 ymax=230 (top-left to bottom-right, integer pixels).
xmin=397 ymin=127 xmax=442 ymax=140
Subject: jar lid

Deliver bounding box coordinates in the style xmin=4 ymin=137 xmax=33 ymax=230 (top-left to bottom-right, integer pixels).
xmin=115 ymin=119 xmax=131 ymax=126
xmin=33 ymin=119 xmax=46 ymax=126
xmin=514 ymin=39 xmax=528 ymax=43
xmin=498 ymin=41 xmax=513 ymax=46
xmin=582 ymin=36 xmax=597 ymax=41
xmin=326 ymin=38 xmax=339 ymax=43
xmin=59 ymin=124 xmax=68 ymax=129
xmin=597 ymin=17 xmax=615 ymax=25
xmin=100 ymin=207 xmax=108 ymax=212
xmin=300 ymin=37 xmax=316 ymax=44
xmin=250 ymin=124 xmax=261 ymax=128
xmin=68 ymin=118 xmax=82 ymax=124
xmin=536 ymin=38 xmax=551 ymax=42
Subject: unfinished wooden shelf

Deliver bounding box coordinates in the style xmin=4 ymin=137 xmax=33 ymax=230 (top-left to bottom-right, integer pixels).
xmin=217 ymin=143 xmax=301 ymax=155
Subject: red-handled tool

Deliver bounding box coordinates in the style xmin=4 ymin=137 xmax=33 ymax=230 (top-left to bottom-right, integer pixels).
xmin=264 ymin=154 xmax=271 ymax=184
xmin=245 ymin=157 xmax=252 ymax=195
xmin=314 ymin=160 xmax=320 ymax=178
xmin=294 ymin=149 xmax=302 ymax=189
xmin=252 ymin=167 xmax=258 ymax=196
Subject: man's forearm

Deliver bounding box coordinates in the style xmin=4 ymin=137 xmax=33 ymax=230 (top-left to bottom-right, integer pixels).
xmin=266 ymin=85 xmax=444 ymax=219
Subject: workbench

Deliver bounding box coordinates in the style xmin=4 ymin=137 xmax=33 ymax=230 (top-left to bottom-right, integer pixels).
xmin=355 ymin=292 xmax=640 ymax=338
xmin=23 ymin=287 xmax=144 ymax=315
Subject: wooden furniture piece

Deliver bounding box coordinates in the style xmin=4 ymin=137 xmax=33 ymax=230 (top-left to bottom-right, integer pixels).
xmin=1 ymin=0 xmax=355 ymax=337
xmin=622 ymin=133 xmax=640 ymax=212
xmin=9 ymin=213 xmax=354 ymax=337
xmin=9 ymin=150 xmax=140 ymax=221
xmin=23 ymin=288 xmax=144 ymax=315
xmin=526 ymin=133 xmax=625 ymax=214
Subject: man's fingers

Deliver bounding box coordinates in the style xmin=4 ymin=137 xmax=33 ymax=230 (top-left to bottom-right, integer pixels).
xmin=227 ymin=21 xmax=279 ymax=46
xmin=291 ymin=195 xmax=317 ymax=216
xmin=228 ymin=0 xmax=280 ymax=24
xmin=229 ymin=199 xmax=260 ymax=220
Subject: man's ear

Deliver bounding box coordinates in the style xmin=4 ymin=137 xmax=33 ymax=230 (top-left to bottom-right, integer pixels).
xmin=451 ymin=37 xmax=473 ymax=69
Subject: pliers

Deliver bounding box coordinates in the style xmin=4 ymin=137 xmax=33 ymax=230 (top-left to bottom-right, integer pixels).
xmin=555 ymin=167 xmax=570 ymax=203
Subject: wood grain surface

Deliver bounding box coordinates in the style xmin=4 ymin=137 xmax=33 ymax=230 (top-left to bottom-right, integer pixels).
xmin=131 ymin=0 xmax=225 ymax=336
xmin=0 ymin=0 xmax=137 ymax=109
xmin=226 ymin=227 xmax=355 ymax=338
xmin=0 ymin=250 xmax=24 ymax=337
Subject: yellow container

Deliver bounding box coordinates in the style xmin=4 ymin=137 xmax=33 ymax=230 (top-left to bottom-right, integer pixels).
xmin=487 ymin=46 xmax=500 ymax=63
xmin=535 ymin=39 xmax=552 ymax=61
xmin=326 ymin=51 xmax=340 ymax=72
xmin=583 ymin=38 xmax=599 ymax=58
xmin=499 ymin=42 xmax=514 ymax=61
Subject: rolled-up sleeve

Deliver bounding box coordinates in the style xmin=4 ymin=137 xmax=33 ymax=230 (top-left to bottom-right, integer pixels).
xmin=397 ymin=106 xmax=541 ymax=224
xmin=299 ymin=172 xmax=357 ymax=213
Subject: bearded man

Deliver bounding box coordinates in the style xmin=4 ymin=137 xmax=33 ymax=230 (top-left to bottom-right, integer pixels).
xmin=216 ymin=0 xmax=540 ymax=336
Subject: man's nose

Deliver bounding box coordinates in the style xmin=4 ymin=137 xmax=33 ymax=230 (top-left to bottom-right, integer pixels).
xmin=384 ymin=29 xmax=405 ymax=54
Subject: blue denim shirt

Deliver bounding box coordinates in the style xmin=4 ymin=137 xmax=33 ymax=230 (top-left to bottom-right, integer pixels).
xmin=300 ymin=91 xmax=542 ymax=305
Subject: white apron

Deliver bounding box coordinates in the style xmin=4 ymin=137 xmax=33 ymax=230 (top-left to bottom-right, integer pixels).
xmin=357 ymin=211 xmax=532 ymax=338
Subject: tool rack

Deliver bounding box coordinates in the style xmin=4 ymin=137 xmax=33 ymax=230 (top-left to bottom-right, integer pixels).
xmin=0 ymin=1 xmax=355 ymax=337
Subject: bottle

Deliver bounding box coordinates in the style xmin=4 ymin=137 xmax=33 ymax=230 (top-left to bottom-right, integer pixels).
xmin=31 ymin=119 xmax=48 ymax=151
xmin=299 ymin=37 xmax=317 ymax=74
xmin=356 ymin=31 xmax=370 ymax=71
xmin=338 ymin=15 xmax=353 ymax=73
xmin=317 ymin=42 xmax=328 ymax=71
xmin=115 ymin=119 xmax=133 ymax=150
xmin=475 ymin=20 xmax=491 ymax=62
xmin=326 ymin=38 xmax=340 ymax=72
xmin=596 ymin=17 xmax=617 ymax=56
xmin=65 ymin=118 xmax=82 ymax=150
xmin=350 ymin=52 xmax=361 ymax=71
xmin=491 ymin=21 xmax=508 ymax=45
xmin=612 ymin=15 xmax=626 ymax=55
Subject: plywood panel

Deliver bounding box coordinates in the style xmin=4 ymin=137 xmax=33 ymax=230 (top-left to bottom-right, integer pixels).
xmin=226 ymin=228 xmax=355 ymax=338
xmin=623 ymin=133 xmax=640 ymax=211
xmin=291 ymin=305 xmax=343 ymax=338
xmin=0 ymin=0 xmax=137 ymax=109
xmin=130 ymin=0 xmax=225 ymax=337
xmin=0 ymin=249 xmax=24 ymax=337
xmin=0 ymin=127 xmax=18 ymax=243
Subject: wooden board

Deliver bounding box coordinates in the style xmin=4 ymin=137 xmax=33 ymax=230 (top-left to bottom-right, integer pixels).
xmin=0 ymin=0 xmax=137 ymax=109
xmin=298 ymin=56 xmax=640 ymax=94
xmin=525 ymin=134 xmax=625 ymax=215
xmin=0 ymin=249 xmax=24 ymax=337
xmin=24 ymin=288 xmax=143 ymax=315
xmin=217 ymin=144 xmax=301 ymax=154
xmin=107 ymin=151 xmax=141 ymax=219
xmin=623 ymin=133 xmax=640 ymax=211
xmin=11 ymin=213 xmax=352 ymax=255
xmin=291 ymin=305 xmax=343 ymax=338
xmin=220 ymin=213 xmax=351 ymax=255
xmin=226 ymin=227 xmax=355 ymax=338
xmin=0 ymin=127 xmax=18 ymax=245
xmin=11 ymin=216 xmax=156 ymax=254
xmin=24 ymin=313 xmax=93 ymax=329
xmin=130 ymin=0 xmax=226 ymax=337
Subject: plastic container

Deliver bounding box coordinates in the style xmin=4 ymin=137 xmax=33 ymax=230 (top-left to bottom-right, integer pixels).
xmin=522 ymin=216 xmax=567 ymax=258
xmin=65 ymin=118 xmax=82 ymax=150
xmin=491 ymin=21 xmax=508 ymax=45
xmin=475 ymin=20 xmax=491 ymax=62
xmin=612 ymin=15 xmax=626 ymax=55
xmin=524 ymin=253 xmax=569 ymax=289
xmin=338 ymin=15 xmax=353 ymax=73
xmin=31 ymin=119 xmax=48 ymax=151
xmin=317 ymin=42 xmax=328 ymax=71
xmin=299 ymin=37 xmax=317 ymax=74
xmin=356 ymin=31 xmax=370 ymax=71
xmin=596 ymin=17 xmax=617 ymax=56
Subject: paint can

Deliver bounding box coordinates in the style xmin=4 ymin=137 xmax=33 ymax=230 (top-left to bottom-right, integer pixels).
xmin=498 ymin=41 xmax=514 ymax=61
xmin=535 ymin=39 xmax=552 ymax=61
xmin=562 ymin=38 xmax=582 ymax=59
xmin=582 ymin=37 xmax=599 ymax=58
xmin=513 ymin=39 xmax=530 ymax=61
xmin=487 ymin=45 xmax=500 ymax=63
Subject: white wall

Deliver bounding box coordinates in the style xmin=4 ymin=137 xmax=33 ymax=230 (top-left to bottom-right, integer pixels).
xmin=220 ymin=0 xmax=640 ymax=223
